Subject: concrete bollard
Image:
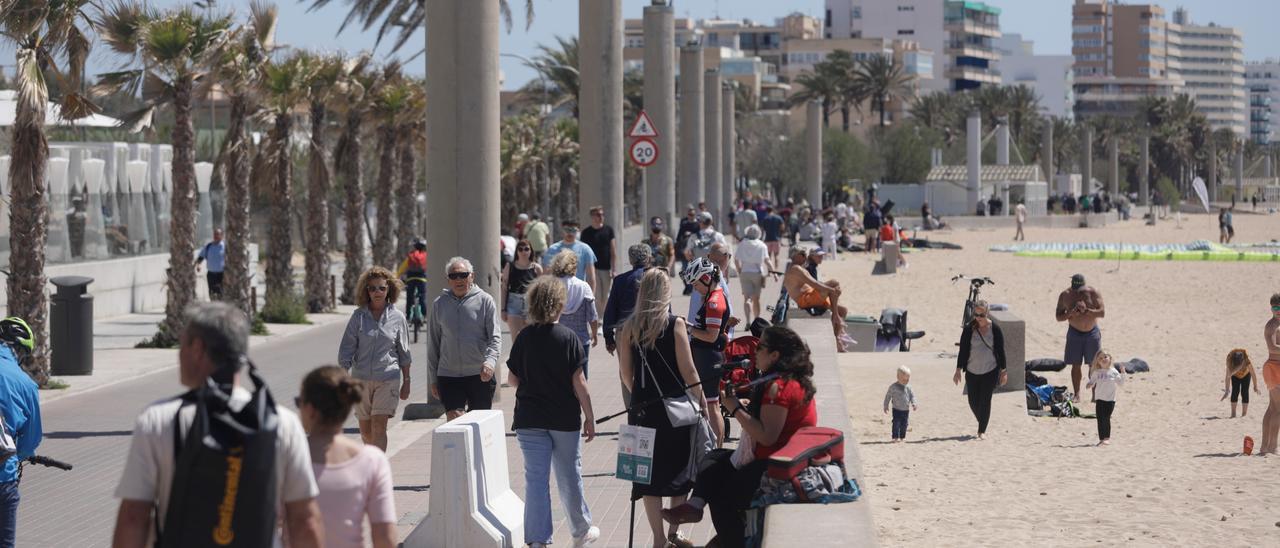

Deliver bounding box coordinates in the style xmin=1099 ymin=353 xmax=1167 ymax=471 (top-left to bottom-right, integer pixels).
xmin=403 ymin=410 xmax=524 ymax=548
xmin=872 ymin=241 xmax=899 ymax=275
xmin=990 ymin=310 xmax=1025 ymax=392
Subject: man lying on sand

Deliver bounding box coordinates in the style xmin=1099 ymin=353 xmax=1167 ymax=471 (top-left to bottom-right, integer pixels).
xmin=1056 ymin=274 xmax=1105 ymax=402
xmin=1259 ymin=293 xmax=1280 ymax=455
xmin=783 ymin=247 xmax=854 ymax=351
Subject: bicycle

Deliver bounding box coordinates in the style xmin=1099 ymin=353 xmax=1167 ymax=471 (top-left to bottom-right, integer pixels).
xmin=404 ymin=276 xmax=427 ymax=343
xmin=951 ymin=274 xmax=994 ymax=330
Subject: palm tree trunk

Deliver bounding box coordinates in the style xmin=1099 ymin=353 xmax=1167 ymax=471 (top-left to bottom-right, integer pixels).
xmin=394 ymin=125 xmax=417 ymax=258
xmin=156 ymin=78 xmax=199 ymax=346
xmin=841 ymin=105 xmax=850 ymax=133
xmin=371 ymin=125 xmax=396 ymax=267
xmin=304 ymin=103 xmax=332 ymax=312
xmin=265 ymin=114 xmax=294 ymax=307
xmin=222 ymin=96 xmax=253 ymax=316
xmin=7 ymin=68 xmax=50 ymax=384
xmin=879 ymin=98 xmax=887 ymax=128
xmin=337 ymin=112 xmax=364 ymax=304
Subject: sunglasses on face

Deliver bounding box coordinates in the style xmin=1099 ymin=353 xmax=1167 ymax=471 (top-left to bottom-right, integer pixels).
xmin=973 ymin=313 xmax=988 ymax=319
xmin=368 ymin=285 xmax=388 ymax=293
xmin=447 ymin=272 xmax=471 ymax=280
xmin=517 ymin=247 xmax=531 ymax=252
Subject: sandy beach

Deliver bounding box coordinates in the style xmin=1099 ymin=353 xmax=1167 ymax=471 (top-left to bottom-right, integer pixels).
xmin=820 ymin=210 xmax=1279 ymax=546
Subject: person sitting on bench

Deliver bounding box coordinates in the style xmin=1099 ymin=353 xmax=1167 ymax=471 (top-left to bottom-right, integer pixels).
xmin=782 ymin=247 xmax=854 ymax=351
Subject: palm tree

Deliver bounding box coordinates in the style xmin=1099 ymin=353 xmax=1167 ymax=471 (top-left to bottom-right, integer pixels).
xmin=305 ymin=0 xmax=535 ymax=52
xmin=258 ymin=53 xmax=312 ymax=310
xmin=394 ymin=83 xmax=425 ymax=258
xmin=96 ymin=4 xmax=234 ymax=346
xmin=851 ymin=54 xmax=914 ymax=128
xmin=300 ymin=52 xmax=344 ymax=313
xmin=522 ymin=35 xmax=581 ymax=118
xmin=789 ymin=69 xmax=839 ymax=128
xmin=334 ymin=54 xmax=374 ymax=304
xmin=3 ymin=0 xmax=99 ymax=382
xmin=370 ymin=66 xmax=410 ymax=268
xmin=824 ymin=50 xmax=863 ymax=133
xmin=209 ymin=1 xmax=277 ymax=317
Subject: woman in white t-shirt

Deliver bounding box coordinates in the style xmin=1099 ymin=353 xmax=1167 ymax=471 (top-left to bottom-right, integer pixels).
xmin=298 ymin=366 xmax=397 ymax=548
xmin=734 ymin=225 xmax=774 ymax=324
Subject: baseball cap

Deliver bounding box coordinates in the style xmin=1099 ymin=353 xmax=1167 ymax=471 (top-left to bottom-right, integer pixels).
xmin=649 ymin=216 xmax=665 ymax=229
xmin=697 ymin=211 xmax=713 ymax=223
xmin=1071 ymin=274 xmax=1085 ymax=288
xmin=809 ymin=248 xmax=825 ymax=256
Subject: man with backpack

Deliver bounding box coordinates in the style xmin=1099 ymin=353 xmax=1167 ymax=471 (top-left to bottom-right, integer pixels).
xmin=0 ymin=317 xmax=41 ymax=546
xmin=195 ymin=228 xmax=226 ymax=300
xmin=112 ymin=303 xmax=322 ymax=547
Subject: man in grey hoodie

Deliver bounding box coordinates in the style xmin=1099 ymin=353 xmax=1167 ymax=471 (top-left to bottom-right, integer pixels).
xmin=428 ymin=257 xmax=503 ymax=421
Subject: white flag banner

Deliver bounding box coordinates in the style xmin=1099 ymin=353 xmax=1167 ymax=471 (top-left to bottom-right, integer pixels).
xmin=1191 ymin=177 xmax=1210 ymax=212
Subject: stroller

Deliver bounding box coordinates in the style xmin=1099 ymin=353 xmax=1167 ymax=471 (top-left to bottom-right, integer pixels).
xmin=719 ymin=318 xmax=771 ymax=440
xmin=874 ymin=308 xmax=926 ymax=352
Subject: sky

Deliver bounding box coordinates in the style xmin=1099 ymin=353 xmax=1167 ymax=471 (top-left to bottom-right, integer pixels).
xmin=14 ymin=0 xmax=1280 ymax=91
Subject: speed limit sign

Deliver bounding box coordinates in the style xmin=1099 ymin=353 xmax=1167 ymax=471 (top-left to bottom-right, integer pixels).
xmin=629 ymin=138 xmax=658 ymax=167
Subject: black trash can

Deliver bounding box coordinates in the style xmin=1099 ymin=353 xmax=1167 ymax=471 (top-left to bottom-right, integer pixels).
xmin=50 ymin=275 xmax=94 ymax=376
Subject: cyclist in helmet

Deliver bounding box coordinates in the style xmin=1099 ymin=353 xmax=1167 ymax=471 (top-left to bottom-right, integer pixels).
xmin=396 ymin=238 xmax=429 ymax=319
xmin=682 ymin=259 xmax=736 ymax=447
xmin=0 ymin=317 xmax=42 ymax=544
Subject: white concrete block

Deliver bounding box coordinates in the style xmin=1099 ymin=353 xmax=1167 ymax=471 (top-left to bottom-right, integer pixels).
xmin=404 ymin=410 xmax=523 ymax=548
xmin=0 ymin=156 xmax=9 ymax=195
xmin=82 ymin=159 xmax=106 ymax=194
xmin=195 ymin=162 xmax=214 ymax=193
xmin=126 ymin=161 xmax=149 ymax=194
xmin=46 ymin=157 xmax=70 ymax=194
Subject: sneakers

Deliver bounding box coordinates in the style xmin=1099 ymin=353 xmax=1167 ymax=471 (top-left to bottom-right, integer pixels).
xmin=660 ymin=503 xmax=704 ymax=525
xmin=573 ymin=525 xmax=600 ymax=547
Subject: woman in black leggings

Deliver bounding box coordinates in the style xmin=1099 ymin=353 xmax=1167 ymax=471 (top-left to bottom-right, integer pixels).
xmin=953 ymin=301 xmax=1007 ymax=439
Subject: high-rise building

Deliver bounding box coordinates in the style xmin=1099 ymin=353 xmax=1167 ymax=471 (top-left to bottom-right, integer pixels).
xmin=1071 ymin=1 xmax=1245 ymax=136
xmin=995 ymin=33 xmax=1074 ymax=119
xmin=1245 ymin=61 xmax=1280 ymax=144
xmin=824 ymin=0 xmax=1001 ymax=91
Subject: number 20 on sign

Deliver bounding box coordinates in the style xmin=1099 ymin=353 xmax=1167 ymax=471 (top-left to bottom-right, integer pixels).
xmin=629 ymin=137 xmax=658 ymax=168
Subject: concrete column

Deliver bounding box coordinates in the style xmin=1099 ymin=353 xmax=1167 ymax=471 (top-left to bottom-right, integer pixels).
xmin=422 ymin=0 xmax=500 ymax=418
xmin=1082 ymin=126 xmax=1093 ymax=195
xmin=703 ymin=70 xmax=722 ymax=223
xmin=1235 ymin=147 xmax=1245 ymax=200
xmin=805 ymin=100 xmax=823 ymax=210
xmin=721 ymin=85 xmax=736 ymax=219
xmin=1140 ymin=134 xmax=1150 ymax=206
xmin=1108 ymin=137 xmax=1119 ymax=197
xmin=966 ymin=111 xmax=981 ymax=212
xmin=579 ymin=0 xmax=624 ymax=226
xmin=995 ymin=120 xmax=1009 ymax=165
xmin=678 ymin=46 xmax=704 ymax=210
xmin=642 ymin=3 xmax=676 ymax=229
xmin=1041 ymin=121 xmax=1054 ymax=183
xmin=1265 ymin=153 xmax=1273 ymax=178
xmin=1208 ymin=146 xmax=1218 ymax=202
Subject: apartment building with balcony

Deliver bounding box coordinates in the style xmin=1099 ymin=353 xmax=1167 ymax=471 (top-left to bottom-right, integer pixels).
xmin=1166 ymin=8 xmax=1246 ymax=136
xmin=824 ymin=0 xmax=1001 ymax=92
xmin=1245 ymin=61 xmax=1280 ymax=144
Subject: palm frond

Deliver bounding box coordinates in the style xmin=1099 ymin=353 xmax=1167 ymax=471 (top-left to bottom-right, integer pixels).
xmin=90 ymin=69 xmax=144 ymax=98
xmin=96 ymin=0 xmax=151 ymax=59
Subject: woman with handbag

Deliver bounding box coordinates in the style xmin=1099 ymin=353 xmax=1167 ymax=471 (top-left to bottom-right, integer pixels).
xmin=662 ymin=326 xmax=819 ymax=548
xmin=953 ymin=300 xmax=1008 ymax=440
xmin=618 ymin=269 xmax=713 ymax=548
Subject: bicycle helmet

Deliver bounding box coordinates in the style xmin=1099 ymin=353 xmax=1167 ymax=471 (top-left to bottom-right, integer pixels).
xmin=0 ymin=317 xmax=33 ymax=359
xmin=680 ymin=257 xmax=719 ymax=288
xmin=412 ymin=238 xmax=427 ymax=250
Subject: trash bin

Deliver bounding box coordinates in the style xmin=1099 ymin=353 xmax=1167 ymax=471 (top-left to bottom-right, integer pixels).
xmin=50 ymin=275 xmax=94 ymax=376
xmin=843 ymin=314 xmax=879 ymax=353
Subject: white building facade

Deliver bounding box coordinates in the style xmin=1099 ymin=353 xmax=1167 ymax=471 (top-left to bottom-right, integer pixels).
xmin=995 ymin=33 xmax=1074 ymax=120
xmin=1245 ymin=61 xmax=1280 ymax=145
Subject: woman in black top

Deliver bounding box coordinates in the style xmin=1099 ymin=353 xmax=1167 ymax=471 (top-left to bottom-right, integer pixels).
xmin=502 ymin=239 xmax=542 ymax=340
xmin=953 ymin=300 xmax=1008 ymax=439
xmin=619 ymin=269 xmax=711 ymax=548
xmin=507 ymin=275 xmax=599 ymax=546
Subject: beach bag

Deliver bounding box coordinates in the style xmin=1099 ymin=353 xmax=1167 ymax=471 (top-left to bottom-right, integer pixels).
xmin=754 ymin=427 xmax=860 ymax=505
xmin=1025 ymin=358 xmax=1068 ymax=372
xmin=1122 ymin=358 xmax=1150 ymax=374
xmin=1025 ymin=371 xmax=1048 ymax=387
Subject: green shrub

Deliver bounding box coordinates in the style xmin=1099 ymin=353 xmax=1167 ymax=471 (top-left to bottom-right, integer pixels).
xmin=1155 ymin=176 xmax=1181 ymax=206
xmin=260 ymin=290 xmax=312 ymax=325
xmin=251 ymin=314 xmax=270 ymax=335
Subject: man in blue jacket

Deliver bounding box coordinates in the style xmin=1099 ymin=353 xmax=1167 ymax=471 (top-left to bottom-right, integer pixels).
xmin=0 ymin=317 xmax=42 ymax=545
xmin=602 ymin=244 xmax=653 ymax=355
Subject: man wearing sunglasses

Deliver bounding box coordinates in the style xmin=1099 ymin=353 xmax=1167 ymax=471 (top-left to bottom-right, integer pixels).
xmin=427 ymin=257 xmax=502 ymax=421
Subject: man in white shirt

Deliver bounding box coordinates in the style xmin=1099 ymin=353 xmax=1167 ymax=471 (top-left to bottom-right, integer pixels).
xmin=111 ymin=302 xmax=322 ymax=548
xmin=734 ymin=225 xmax=774 ymax=324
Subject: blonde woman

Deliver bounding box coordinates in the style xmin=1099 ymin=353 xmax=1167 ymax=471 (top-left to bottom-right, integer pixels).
xmin=507 ymin=276 xmax=600 ymax=547
xmin=618 ymin=269 xmax=710 ymax=548
xmin=550 ymin=250 xmax=600 ymax=378
xmin=338 ymin=266 xmax=411 ymax=451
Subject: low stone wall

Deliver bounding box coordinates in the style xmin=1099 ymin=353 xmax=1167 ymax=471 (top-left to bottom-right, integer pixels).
xmin=762 ymin=317 xmax=878 ymax=547
xmin=940 ymin=213 xmax=1110 ymax=231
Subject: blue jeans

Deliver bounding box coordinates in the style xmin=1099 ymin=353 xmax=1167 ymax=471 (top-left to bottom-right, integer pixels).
xmin=891 ymin=409 xmax=910 ymax=440
xmin=582 ymin=342 xmax=591 ymax=380
xmin=0 ymin=480 xmax=18 ymax=546
xmin=516 ymin=429 xmax=592 ymax=543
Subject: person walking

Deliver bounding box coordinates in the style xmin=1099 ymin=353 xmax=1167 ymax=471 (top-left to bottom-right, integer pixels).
xmin=1086 ymin=351 xmax=1124 ymax=446
xmin=1056 ymin=274 xmax=1105 ymax=402
xmin=676 ymin=208 xmax=702 ymax=295
xmin=883 ymin=366 xmax=918 ymax=442
xmin=1014 ymin=201 xmax=1027 ymax=241
xmin=863 ymin=200 xmax=883 ymax=253
xmin=603 ymin=244 xmax=653 ymax=356
xmin=953 ymin=300 xmax=1007 ymax=440
xmin=0 ymin=317 xmax=41 ymax=545
xmin=581 ymin=206 xmax=617 ymax=320
xmin=501 ymin=239 xmax=543 ymax=340
xmin=526 ymin=213 xmax=552 ymax=263
xmin=112 ymin=303 xmax=322 ymax=547
xmin=427 ymin=257 xmax=502 ymax=422
xmin=195 ymin=227 xmax=226 ymax=300
xmin=338 ymin=266 xmax=411 ymax=451
xmin=646 ymin=217 xmax=676 ymax=275
xmin=683 ymin=258 xmax=736 ymax=447
xmin=507 ymin=276 xmax=601 ymax=548
xmin=760 ymin=206 xmax=784 ymax=263
xmin=549 ymin=251 xmax=599 ymax=379
xmin=734 ymin=225 xmax=773 ymax=325
xmin=618 ymin=269 xmax=710 ymax=548
xmin=544 ymin=220 xmax=598 ymax=291
xmin=297 ymin=366 xmax=397 ymax=548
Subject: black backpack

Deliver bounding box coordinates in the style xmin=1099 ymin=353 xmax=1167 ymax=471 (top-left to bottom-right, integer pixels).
xmin=160 ymin=362 xmax=280 ymax=548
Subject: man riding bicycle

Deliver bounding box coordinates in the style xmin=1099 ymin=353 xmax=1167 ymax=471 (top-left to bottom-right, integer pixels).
xmin=396 ymin=238 xmax=429 ymax=324
xmin=0 ymin=317 xmax=42 ymax=545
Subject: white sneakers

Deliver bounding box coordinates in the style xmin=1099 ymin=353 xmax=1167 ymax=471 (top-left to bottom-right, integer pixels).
xmin=573 ymin=525 xmax=601 ymax=547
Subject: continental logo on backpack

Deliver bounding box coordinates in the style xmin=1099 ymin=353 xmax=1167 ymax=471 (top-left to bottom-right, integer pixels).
xmin=212 ymin=448 xmax=245 ymax=545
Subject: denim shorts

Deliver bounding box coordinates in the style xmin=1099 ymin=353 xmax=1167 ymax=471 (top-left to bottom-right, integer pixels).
xmin=506 ymin=292 xmax=527 ymax=317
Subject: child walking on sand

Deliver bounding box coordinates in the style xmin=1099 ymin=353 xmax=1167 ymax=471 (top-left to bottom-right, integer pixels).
xmin=883 ymin=366 xmax=918 ymax=441
xmin=1086 ymin=351 xmax=1124 ymax=445
xmin=1221 ymin=348 xmax=1262 ymax=418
